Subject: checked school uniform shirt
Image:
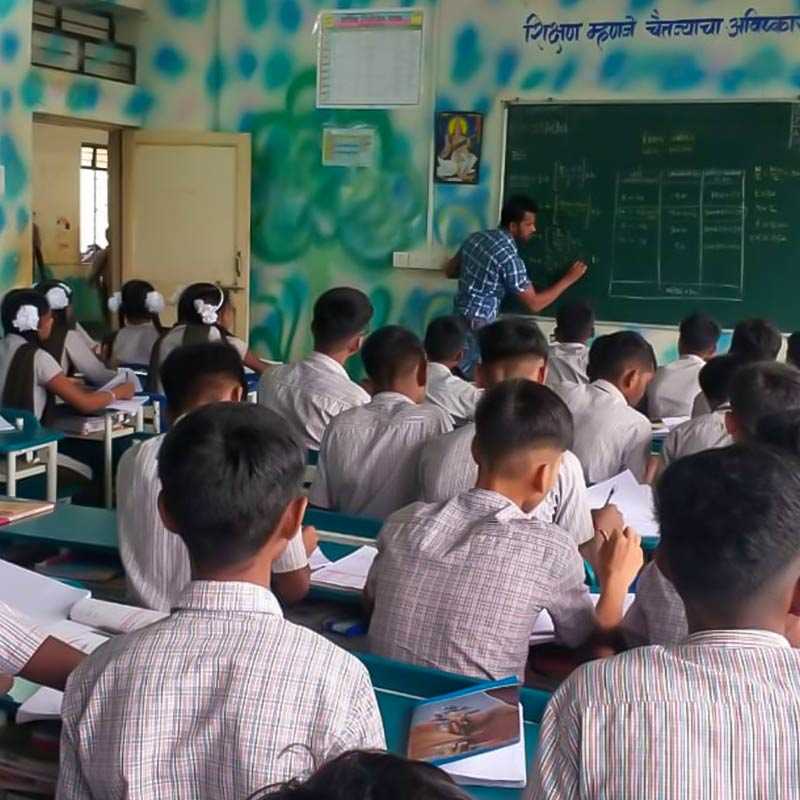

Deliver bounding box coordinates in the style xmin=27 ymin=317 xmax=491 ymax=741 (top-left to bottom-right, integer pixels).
xmin=425 ymin=362 xmax=483 ymax=427
xmin=528 ymin=629 xmax=800 ymax=800
xmin=418 ymin=424 xmax=594 ymax=546
xmin=0 ymin=603 xmax=48 ymax=674
xmin=366 ymin=489 xmax=597 ymax=681
xmin=661 ymin=408 xmax=733 ymax=468
xmin=454 ymin=229 xmax=532 ymax=323
xmin=57 ymin=581 xmax=385 ymax=800
xmin=621 ymin=561 xmax=687 ymax=648
xmin=546 ymin=343 xmax=590 ymax=389
xmin=647 ymin=354 xmax=706 ymax=420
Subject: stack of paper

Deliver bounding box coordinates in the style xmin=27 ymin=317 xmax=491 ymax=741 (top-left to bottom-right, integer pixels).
xmin=587 ymin=470 xmax=659 ymax=538
xmin=310 ymin=546 xmax=377 ymax=591
xmin=0 ymin=497 xmax=54 ymax=525
xmin=651 ymin=416 xmax=690 ymax=439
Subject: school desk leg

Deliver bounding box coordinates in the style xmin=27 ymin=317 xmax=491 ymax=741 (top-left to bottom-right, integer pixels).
xmin=5 ymin=453 xmax=15 ymax=498
xmin=46 ymin=442 xmax=57 ymax=503
xmin=135 ymin=407 xmax=144 ymax=433
xmin=153 ymin=400 xmax=161 ymax=434
xmin=104 ymin=415 xmax=113 ymax=509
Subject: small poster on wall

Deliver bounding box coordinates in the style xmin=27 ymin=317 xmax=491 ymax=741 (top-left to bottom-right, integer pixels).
xmin=435 ymin=112 xmax=484 ymax=185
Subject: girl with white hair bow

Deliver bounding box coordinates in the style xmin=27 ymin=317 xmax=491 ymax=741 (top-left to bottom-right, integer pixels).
xmin=148 ymin=282 xmax=266 ymax=393
xmin=105 ymin=280 xmax=165 ymax=368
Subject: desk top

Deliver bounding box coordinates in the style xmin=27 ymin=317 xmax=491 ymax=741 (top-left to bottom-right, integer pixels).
xmin=0 ymin=503 xmax=117 ymax=551
xmin=0 ymin=426 xmax=63 ymax=453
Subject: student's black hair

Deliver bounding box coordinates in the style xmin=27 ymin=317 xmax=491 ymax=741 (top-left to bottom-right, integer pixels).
xmin=656 ymin=444 xmax=800 ymax=616
xmin=587 ymin=331 xmax=656 ymax=383
xmin=787 ymin=332 xmax=800 ymax=369
xmin=555 ymin=300 xmax=595 ymax=344
xmin=756 ymin=408 xmax=800 ymax=456
xmin=361 ymin=325 xmax=425 ymax=386
xmin=35 ymin=279 xmax=74 ymax=363
xmin=729 ymin=362 xmax=800 ymax=439
xmin=478 ymin=318 xmax=549 ymax=366
xmin=160 ymin=343 xmax=246 ymax=416
xmin=118 ymin=279 xmax=164 ymax=331
xmin=424 ymin=315 xmax=468 ymax=363
xmin=248 ymin=750 xmax=472 ymax=800
xmin=698 ymin=354 xmax=744 ymax=409
xmin=729 ymin=318 xmax=782 ymax=362
xmin=158 ymin=403 xmax=305 ymax=570
xmin=177 ymin=282 xmax=228 ymax=326
xmin=500 ymin=194 xmax=539 ymax=229
xmin=1 ymin=290 xmax=49 ymax=344
xmin=678 ymin=312 xmax=721 ymax=355
xmin=474 ymin=379 xmax=573 ymax=468
xmin=311 ymin=288 xmax=374 ymax=351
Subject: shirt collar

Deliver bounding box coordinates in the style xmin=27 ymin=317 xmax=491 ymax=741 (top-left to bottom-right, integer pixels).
xmin=174 ymin=581 xmax=284 ymax=617
xmin=427 ymin=362 xmax=454 ymax=380
xmin=685 ymin=629 xmax=790 ymax=649
xmin=307 ymin=351 xmax=350 ymax=379
xmin=466 ymin=488 xmax=534 ymax=521
xmin=371 ymin=391 xmax=416 ymax=407
xmin=553 ymin=342 xmax=587 ymax=354
xmin=679 ymin=354 xmax=706 ymax=366
xmin=593 ymin=379 xmax=628 ymax=405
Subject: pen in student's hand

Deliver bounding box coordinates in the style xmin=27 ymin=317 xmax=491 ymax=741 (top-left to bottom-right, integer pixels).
xmin=604 ymin=487 xmax=615 ymax=506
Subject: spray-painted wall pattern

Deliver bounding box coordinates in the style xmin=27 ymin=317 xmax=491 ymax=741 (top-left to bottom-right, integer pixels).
xmin=2 ymin=0 xmax=800 ymax=363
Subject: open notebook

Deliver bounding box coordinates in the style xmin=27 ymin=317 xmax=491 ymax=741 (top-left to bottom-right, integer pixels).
xmin=310 ymin=545 xmax=377 ymax=592
xmin=530 ymin=592 xmax=636 ymax=645
xmin=0 ymin=560 xmax=167 ymax=723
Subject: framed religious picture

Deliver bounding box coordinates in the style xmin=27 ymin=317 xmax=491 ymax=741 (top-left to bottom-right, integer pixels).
xmin=434 ymin=112 xmax=484 ymax=185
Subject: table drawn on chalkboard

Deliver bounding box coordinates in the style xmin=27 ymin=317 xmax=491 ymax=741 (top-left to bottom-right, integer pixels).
xmin=610 ymin=169 xmax=745 ymax=301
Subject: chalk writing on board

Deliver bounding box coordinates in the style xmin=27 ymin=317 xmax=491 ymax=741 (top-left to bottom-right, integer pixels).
xmin=522 ymin=8 xmax=800 ymax=51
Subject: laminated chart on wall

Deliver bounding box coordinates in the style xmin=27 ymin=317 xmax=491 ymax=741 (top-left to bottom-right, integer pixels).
xmin=316 ymin=9 xmax=424 ymax=108
xmin=502 ymin=102 xmax=800 ymax=329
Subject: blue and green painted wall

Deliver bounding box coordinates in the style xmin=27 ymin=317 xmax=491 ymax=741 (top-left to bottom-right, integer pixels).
xmin=2 ymin=0 xmax=800 ymax=361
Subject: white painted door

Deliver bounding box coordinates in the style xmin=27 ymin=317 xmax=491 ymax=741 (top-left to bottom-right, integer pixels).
xmin=119 ymin=131 xmax=251 ymax=339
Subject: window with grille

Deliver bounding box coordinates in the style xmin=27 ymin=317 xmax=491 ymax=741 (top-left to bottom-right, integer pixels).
xmin=80 ymin=145 xmax=109 ymax=255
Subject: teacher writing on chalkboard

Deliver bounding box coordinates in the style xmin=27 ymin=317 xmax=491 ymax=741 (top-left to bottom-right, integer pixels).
xmin=446 ymin=194 xmax=588 ymax=375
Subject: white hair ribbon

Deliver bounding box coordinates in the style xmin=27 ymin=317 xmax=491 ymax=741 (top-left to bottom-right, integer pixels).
xmin=45 ymin=286 xmax=70 ymax=311
xmin=107 ymin=292 xmax=122 ymax=313
xmin=145 ymin=291 xmax=165 ymax=314
xmin=13 ymin=305 xmax=40 ymax=333
xmin=194 ymin=298 xmax=219 ymax=325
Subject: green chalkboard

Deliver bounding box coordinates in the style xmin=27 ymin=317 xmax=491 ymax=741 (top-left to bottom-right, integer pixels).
xmin=502 ymin=102 xmax=800 ymax=330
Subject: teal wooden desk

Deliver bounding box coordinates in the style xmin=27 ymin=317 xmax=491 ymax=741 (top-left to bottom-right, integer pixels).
xmin=0 ymin=410 xmax=64 ymax=502
xmin=358 ymin=654 xmax=545 ymax=799
xmin=0 ymin=503 xmax=117 ymax=552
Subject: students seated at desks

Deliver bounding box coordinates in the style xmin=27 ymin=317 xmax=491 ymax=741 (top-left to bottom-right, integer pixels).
xmin=528 ymin=444 xmax=800 ymax=800
xmin=310 ymin=326 xmax=452 ymax=519
xmin=646 ymin=312 xmax=720 ymax=420
xmin=104 ymin=280 xmax=165 ymax=367
xmin=555 ymin=331 xmax=656 ymax=484
xmin=787 ymin=331 xmax=800 ymax=369
xmin=658 ymin=354 xmax=741 ymax=470
xmin=0 ymin=290 xmax=135 ymax=423
xmin=34 ymin=280 xmax=133 ymax=390
xmin=626 ymin=362 xmax=800 ymax=648
xmin=150 ymin=283 xmax=264 ymax=391
xmin=118 ymin=343 xmax=314 ymax=612
xmin=251 ymin=751 xmax=471 ymax=800
xmin=545 ymin=300 xmax=594 ymax=390
xmin=423 ymin=314 xmax=482 ymax=426
xmin=58 ymin=404 xmax=385 ymax=800
xmin=0 ymin=602 xmax=83 ymax=690
xmin=258 ymin=288 xmax=373 ymax=450
xmin=366 ymin=380 xmax=643 ymax=682
xmin=691 ymin=317 xmax=782 ymax=417
xmin=419 ymin=318 xmax=608 ymax=553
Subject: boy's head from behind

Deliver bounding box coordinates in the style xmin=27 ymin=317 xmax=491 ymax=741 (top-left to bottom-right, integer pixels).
xmin=473 ymin=379 xmax=573 ymax=513
xmin=787 ymin=332 xmax=800 ymax=369
xmin=730 ymin=318 xmax=782 ymax=362
xmin=728 ymin=362 xmax=800 ymax=441
xmin=657 ymin=445 xmax=800 ymax=631
xmin=476 ymin=318 xmax=549 ymax=389
xmin=160 ymin=343 xmax=246 ymax=419
xmin=554 ymin=300 xmax=595 ymax=345
xmin=424 ymin=315 xmax=468 ymax=367
xmin=587 ymin=331 xmax=656 ymax=407
xmin=698 ymin=354 xmax=743 ymax=411
xmin=678 ymin=312 xmax=721 ymax=359
xmin=311 ymin=288 xmax=373 ymax=357
xmin=361 ymin=325 xmax=427 ymax=402
xmin=158 ymin=403 xmax=306 ymax=576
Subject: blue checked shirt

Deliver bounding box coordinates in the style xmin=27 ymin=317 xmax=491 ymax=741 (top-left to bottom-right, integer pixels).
xmin=454 ymin=228 xmax=532 ymax=322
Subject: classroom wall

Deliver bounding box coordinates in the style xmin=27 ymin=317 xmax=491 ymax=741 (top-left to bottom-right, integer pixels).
xmin=3 ymin=1 xmax=800 ymax=362
xmin=32 ymin=122 xmax=108 ymax=267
